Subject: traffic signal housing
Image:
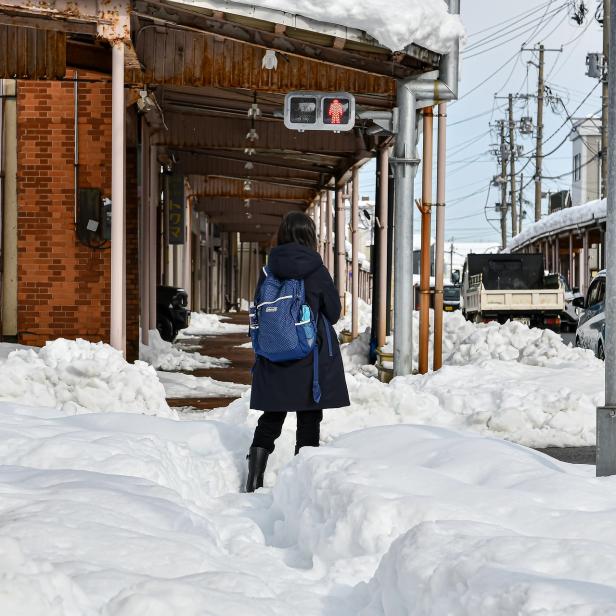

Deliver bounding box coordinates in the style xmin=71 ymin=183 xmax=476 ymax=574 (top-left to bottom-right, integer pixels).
xmin=284 ymin=92 xmax=355 ymax=132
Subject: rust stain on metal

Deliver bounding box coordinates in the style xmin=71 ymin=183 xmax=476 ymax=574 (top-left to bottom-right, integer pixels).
xmin=189 ymin=176 xmax=314 ymax=201
xmin=0 ymin=24 xmax=66 ymax=79
xmin=137 ymin=27 xmax=395 ymax=97
xmin=164 ymin=112 xmax=359 ymax=154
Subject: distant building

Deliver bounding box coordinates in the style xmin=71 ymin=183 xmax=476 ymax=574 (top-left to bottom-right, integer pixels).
xmin=570 ymin=117 xmax=601 ymax=206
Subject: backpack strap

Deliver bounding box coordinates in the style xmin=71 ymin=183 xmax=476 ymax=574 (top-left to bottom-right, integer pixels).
xmin=312 ymin=313 xmax=322 ymax=404
xmin=322 ymin=315 xmax=334 ymax=358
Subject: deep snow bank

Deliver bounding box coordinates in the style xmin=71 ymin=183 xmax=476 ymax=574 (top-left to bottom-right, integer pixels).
xmin=140 ymin=329 xmax=230 ymax=371
xmin=0 ymin=339 xmax=175 ymax=418
xmin=270 ymin=425 xmax=616 ymax=615
xmin=341 ymin=310 xmax=599 ymax=372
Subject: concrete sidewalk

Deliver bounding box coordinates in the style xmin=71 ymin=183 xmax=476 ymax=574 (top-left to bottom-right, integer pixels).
xmin=167 ymin=313 xmax=253 ymax=411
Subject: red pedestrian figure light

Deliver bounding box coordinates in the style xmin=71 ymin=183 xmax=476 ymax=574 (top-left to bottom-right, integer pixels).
xmin=327 ymin=98 xmax=345 ymax=124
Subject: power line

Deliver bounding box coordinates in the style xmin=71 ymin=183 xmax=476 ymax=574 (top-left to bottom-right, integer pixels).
xmin=464 ymin=2 xmax=565 ymax=55
xmin=460 ymin=51 xmax=522 ymax=100
xmin=464 ymin=3 xmax=568 ymax=60
xmin=467 ymin=0 xmax=556 ymax=39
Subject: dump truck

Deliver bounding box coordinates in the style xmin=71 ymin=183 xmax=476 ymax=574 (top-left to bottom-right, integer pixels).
xmin=461 ymin=253 xmax=565 ymax=331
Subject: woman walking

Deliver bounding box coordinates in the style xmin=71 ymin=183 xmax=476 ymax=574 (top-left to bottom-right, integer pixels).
xmin=246 ymin=212 xmax=349 ymax=492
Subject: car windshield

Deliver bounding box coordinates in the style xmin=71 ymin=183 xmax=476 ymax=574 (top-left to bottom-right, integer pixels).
xmin=444 ymin=287 xmax=460 ymax=301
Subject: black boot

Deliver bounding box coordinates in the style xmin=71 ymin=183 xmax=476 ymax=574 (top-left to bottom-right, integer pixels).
xmin=245 ymin=447 xmax=269 ymax=493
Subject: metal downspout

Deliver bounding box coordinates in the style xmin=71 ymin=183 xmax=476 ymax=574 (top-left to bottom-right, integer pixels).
xmin=110 ymin=42 xmax=126 ymax=353
xmin=392 ymin=81 xmax=419 ymax=376
xmin=392 ymin=0 xmax=460 ymax=376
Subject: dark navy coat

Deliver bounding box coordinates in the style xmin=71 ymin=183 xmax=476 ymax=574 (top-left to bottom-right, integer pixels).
xmin=250 ymin=243 xmax=350 ymax=413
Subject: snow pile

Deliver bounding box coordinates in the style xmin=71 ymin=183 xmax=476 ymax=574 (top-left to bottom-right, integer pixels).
xmin=335 ymin=293 xmax=372 ymax=334
xmin=0 ymin=341 xmax=36 ymax=360
xmin=140 ymin=329 xmax=230 ymax=371
xmin=508 ymin=198 xmax=606 ymax=253
xmin=270 ymin=425 xmax=616 ymax=614
xmin=158 ymin=371 xmax=249 ymax=399
xmin=179 ymin=312 xmax=247 ymax=337
xmin=6 ymin=401 xmax=616 ymax=614
xmin=213 ymin=0 xmax=464 ymax=52
xmin=0 ymin=339 xmax=175 ymax=418
xmin=379 ymin=311 xmax=598 ymax=369
xmin=341 ymin=330 xmax=372 ymax=372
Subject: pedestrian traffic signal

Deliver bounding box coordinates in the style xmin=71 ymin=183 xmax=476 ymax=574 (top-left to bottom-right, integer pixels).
xmin=284 ymin=92 xmax=355 ymax=132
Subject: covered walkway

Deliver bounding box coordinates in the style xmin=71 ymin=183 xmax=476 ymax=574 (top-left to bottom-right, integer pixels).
xmin=0 ymin=0 xmax=461 ymax=376
xmin=167 ymin=312 xmax=253 ymax=411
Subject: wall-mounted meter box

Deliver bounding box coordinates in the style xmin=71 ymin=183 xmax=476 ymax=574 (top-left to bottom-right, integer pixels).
xmin=284 ymin=92 xmax=355 ymax=132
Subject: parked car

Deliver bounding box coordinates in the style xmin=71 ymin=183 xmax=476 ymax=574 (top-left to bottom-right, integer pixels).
xmin=574 ymin=270 xmax=606 ymax=359
xmin=156 ymin=286 xmax=190 ymax=342
xmin=412 ymin=284 xmax=460 ymax=311
xmin=557 ymin=274 xmax=585 ymax=333
xmin=443 ymin=284 xmax=461 ymax=312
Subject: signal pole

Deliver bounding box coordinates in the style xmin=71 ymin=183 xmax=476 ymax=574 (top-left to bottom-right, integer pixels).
xmin=508 ymin=94 xmax=518 ymax=237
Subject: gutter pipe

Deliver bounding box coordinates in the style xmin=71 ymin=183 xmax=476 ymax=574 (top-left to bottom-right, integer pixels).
xmin=392 ymin=0 xmax=460 ymax=376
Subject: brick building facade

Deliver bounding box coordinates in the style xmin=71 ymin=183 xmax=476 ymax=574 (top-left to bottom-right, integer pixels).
xmin=15 ymin=70 xmax=140 ymax=360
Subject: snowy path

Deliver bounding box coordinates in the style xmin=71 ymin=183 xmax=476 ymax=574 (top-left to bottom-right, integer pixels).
xmin=3 ymin=402 xmax=616 ymax=614
xmin=1 ymin=311 xmax=615 ymax=613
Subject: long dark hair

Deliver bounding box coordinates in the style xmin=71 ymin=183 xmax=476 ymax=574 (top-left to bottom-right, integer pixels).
xmin=277 ymin=211 xmax=317 ymax=250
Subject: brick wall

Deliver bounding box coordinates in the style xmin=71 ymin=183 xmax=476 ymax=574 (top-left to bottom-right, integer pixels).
xmin=16 ymin=70 xmax=140 ymax=354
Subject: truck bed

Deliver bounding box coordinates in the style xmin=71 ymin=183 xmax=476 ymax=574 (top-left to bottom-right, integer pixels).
xmin=464 ymin=288 xmax=564 ymax=314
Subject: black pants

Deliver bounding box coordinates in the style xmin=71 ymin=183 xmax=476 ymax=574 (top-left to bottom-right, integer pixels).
xmin=251 ymin=410 xmax=323 ymax=455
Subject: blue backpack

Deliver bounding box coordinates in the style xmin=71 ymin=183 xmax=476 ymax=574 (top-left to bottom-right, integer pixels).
xmin=249 ymin=266 xmax=333 ymax=404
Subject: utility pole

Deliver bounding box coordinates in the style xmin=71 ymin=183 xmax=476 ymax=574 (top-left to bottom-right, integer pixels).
xmin=520 ymin=45 xmax=561 ymax=220
xmin=519 ymin=173 xmax=524 ymax=233
xmin=508 ymin=94 xmax=518 ymax=237
xmin=602 ymin=0 xmax=610 ymax=198
xmin=535 ymin=44 xmax=545 ymax=222
xmin=597 ymin=0 xmax=616 ymax=476
xmin=498 ymin=119 xmax=508 ymax=250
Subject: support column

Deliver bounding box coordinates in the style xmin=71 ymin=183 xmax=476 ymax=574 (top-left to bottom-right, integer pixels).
xmin=327 ymin=189 xmax=334 ymax=274
xmin=433 ymin=102 xmax=447 ymax=371
xmin=569 ymin=233 xmax=574 ymax=287
xmin=1 ymin=79 xmax=17 ymax=340
xmin=110 ymin=42 xmax=126 ymax=353
xmin=393 ymin=80 xmax=419 ymax=376
xmin=555 ymin=236 xmax=560 ymax=274
xmin=148 ymin=144 xmax=158 ymax=332
xmin=183 ymin=198 xmax=192 ymax=305
xmin=418 ymin=108 xmax=434 ymax=375
xmin=335 ymin=186 xmax=346 ymax=311
xmin=319 ymin=193 xmax=326 ymax=259
xmin=351 ymin=168 xmax=359 ymax=338
xmin=582 ymin=229 xmax=590 ymax=293
xmin=140 ymin=122 xmax=150 ymax=345
xmin=377 ymin=147 xmax=389 ymax=350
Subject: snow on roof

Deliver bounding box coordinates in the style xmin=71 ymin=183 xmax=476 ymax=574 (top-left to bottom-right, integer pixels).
xmin=507 ymin=198 xmax=606 ymax=252
xmin=182 ymin=0 xmax=464 ymax=53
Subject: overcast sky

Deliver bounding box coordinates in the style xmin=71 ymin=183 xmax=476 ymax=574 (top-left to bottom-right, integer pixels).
xmin=359 ymin=0 xmax=603 ymax=246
